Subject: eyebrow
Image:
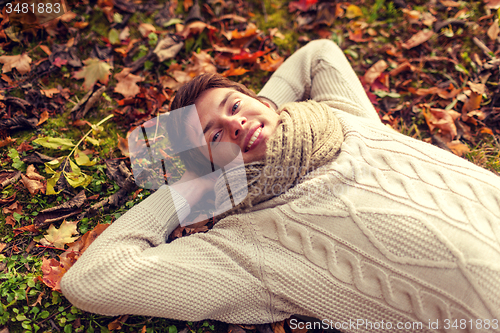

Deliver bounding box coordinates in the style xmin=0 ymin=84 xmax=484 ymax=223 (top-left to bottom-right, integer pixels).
xmin=202 ymin=90 xmax=236 ymax=137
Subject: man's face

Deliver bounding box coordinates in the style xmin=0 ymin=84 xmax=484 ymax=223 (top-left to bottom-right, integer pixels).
xmin=186 ymin=87 xmax=280 ymax=167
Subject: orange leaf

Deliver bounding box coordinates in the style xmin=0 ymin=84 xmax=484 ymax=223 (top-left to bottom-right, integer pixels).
xmin=41 ymin=257 xmax=67 ymax=292
xmin=231 ymin=23 xmax=258 ymax=39
xmin=40 ymin=88 xmax=59 ymax=98
xmin=389 ymin=61 xmax=416 ymax=76
xmin=6 ymin=215 xmax=16 ymax=227
xmin=259 ymin=53 xmax=284 ymax=72
xmin=222 ymin=64 xmax=249 ymax=77
xmin=462 ymin=92 xmax=482 ymax=114
xmin=423 ymin=107 xmax=460 ymax=140
xmin=0 ymin=136 xmax=16 ymax=148
xmin=447 ymin=140 xmax=470 ymax=156
xmin=401 ymin=29 xmax=434 ymax=49
xmin=36 ymin=110 xmax=50 ymax=126
xmin=39 ymin=45 xmax=52 ymax=55
xmin=13 ymin=224 xmax=40 ymax=236
xmin=439 ymin=0 xmax=460 ymax=7
xmin=364 ymin=60 xmax=388 ymax=85
xmin=183 ymin=0 xmax=193 ymax=11
xmin=3 ymin=201 xmax=22 ymax=215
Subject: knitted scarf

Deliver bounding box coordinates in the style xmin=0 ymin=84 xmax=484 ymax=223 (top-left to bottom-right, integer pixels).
xmin=214 ymin=100 xmax=344 ymax=219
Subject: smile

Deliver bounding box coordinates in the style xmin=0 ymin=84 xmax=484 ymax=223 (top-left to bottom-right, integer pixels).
xmin=245 ymin=126 xmax=263 ymax=152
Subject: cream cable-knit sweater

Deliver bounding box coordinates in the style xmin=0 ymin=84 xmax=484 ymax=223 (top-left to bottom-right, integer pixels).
xmin=61 ymin=40 xmax=500 ymax=332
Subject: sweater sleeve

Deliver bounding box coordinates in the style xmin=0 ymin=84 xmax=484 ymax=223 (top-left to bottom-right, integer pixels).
xmin=60 ymin=186 xmax=268 ymax=323
xmin=258 ymin=39 xmax=380 ymax=122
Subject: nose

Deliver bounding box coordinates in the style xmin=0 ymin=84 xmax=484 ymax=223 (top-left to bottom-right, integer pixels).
xmin=227 ymin=116 xmax=246 ymax=140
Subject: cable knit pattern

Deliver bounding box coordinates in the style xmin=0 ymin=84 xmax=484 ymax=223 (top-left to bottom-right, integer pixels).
xmin=61 ymin=40 xmax=500 ymax=332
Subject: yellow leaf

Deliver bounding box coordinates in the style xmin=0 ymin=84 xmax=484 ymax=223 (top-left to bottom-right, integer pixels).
xmin=41 ymin=220 xmax=80 ymax=249
xmin=74 ymin=148 xmax=97 ymax=166
xmin=72 ymin=58 xmax=112 ymax=91
xmin=65 ymin=172 xmax=92 ymax=188
xmin=345 ymin=4 xmax=363 ymax=19
xmin=46 ymin=172 xmax=62 ymax=195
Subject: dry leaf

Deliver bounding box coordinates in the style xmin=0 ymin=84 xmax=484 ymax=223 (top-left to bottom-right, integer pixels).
xmin=40 ymin=257 xmax=67 ymax=292
xmin=153 ymin=35 xmax=184 ymax=62
xmin=114 ymin=68 xmax=144 ymax=99
xmin=440 ymin=0 xmax=460 ymax=7
xmin=108 ymin=315 xmax=129 ymax=331
xmin=40 ymin=88 xmax=60 ymax=98
xmin=138 ymin=23 xmax=156 ymax=37
xmin=26 ymin=164 xmax=45 ymax=181
xmin=0 ymin=243 xmax=6 ymax=253
xmin=364 ymin=60 xmax=388 ymax=85
xmin=13 ymin=224 xmax=40 ymax=236
xmin=0 ymin=136 xmax=16 ymax=148
xmin=259 ymin=53 xmax=284 ymax=72
xmin=488 ymin=19 xmax=500 ymax=40
xmin=485 ymin=0 xmax=500 ymax=9
xmin=447 ymin=140 xmax=470 ymax=156
xmin=117 ymin=133 xmax=130 ymax=157
xmin=40 ymin=220 xmax=80 ymax=249
xmin=222 ymin=64 xmax=249 ymax=77
xmin=5 ymin=216 xmax=16 ymax=227
xmin=423 ymin=107 xmax=460 ymax=140
xmin=0 ymin=53 xmax=32 ymax=74
xmin=36 ymin=110 xmax=50 ymax=126
xmin=72 ymin=58 xmax=112 ymax=91
xmin=3 ymin=201 xmax=22 ymax=215
xmin=20 ymin=174 xmax=45 ymax=195
xmin=401 ymin=29 xmax=434 ymax=49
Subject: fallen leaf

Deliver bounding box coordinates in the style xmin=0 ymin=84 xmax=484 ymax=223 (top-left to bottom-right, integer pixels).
xmin=40 ymin=257 xmax=67 ymax=292
xmin=153 ymin=36 xmax=184 ymax=62
xmin=108 ymin=315 xmax=129 ymax=331
xmin=447 ymin=140 xmax=470 ymax=156
xmin=3 ymin=201 xmax=22 ymax=215
xmin=114 ymin=68 xmax=144 ymax=99
xmin=34 ymin=190 xmax=86 ymax=227
xmin=0 ymin=53 xmax=32 ymax=74
xmin=222 ymin=64 xmax=250 ymax=77
xmin=440 ymin=0 xmax=460 ymax=7
xmin=259 ymin=53 xmax=284 ymax=72
xmin=484 ymin=0 xmax=500 ymax=9
xmin=389 ymin=61 xmax=416 ymax=76
xmin=40 ymin=220 xmax=80 ymax=249
xmin=36 ymin=110 xmax=50 ymax=126
xmin=423 ymin=107 xmax=460 ymax=139
xmin=0 ymin=136 xmax=16 ymax=148
xmin=345 ymin=4 xmax=363 ymax=18
xmin=33 ymin=137 xmax=75 ymax=150
xmin=39 ymin=45 xmax=52 ymax=55
xmin=117 ymin=133 xmax=130 ymax=157
xmin=13 ymin=224 xmax=40 ymax=236
xmin=5 ymin=216 xmax=16 ymax=227
xmin=40 ymin=88 xmax=60 ymax=98
xmin=72 ymin=58 xmax=112 ymax=91
xmin=401 ymin=29 xmax=434 ymax=49
xmin=364 ymin=60 xmax=388 ymax=85
xmin=231 ymin=23 xmax=258 ymax=39
xmin=74 ymin=148 xmax=97 ymax=166
xmin=138 ymin=23 xmax=156 ymax=37
xmin=0 ymin=193 xmax=16 ymax=205
xmin=20 ymin=174 xmax=45 ymax=196
xmin=288 ymin=0 xmax=318 ymax=12
xmin=488 ymin=19 xmax=500 ymax=40
xmin=0 ymin=243 xmax=6 ymax=253
xmin=26 ymin=164 xmax=45 ymax=181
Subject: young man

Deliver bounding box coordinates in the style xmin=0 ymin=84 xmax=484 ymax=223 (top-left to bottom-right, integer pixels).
xmin=62 ymin=40 xmax=500 ymax=332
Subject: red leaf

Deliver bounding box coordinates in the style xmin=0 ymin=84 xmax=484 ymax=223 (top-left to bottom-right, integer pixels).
xmin=288 ymin=0 xmax=318 ymax=12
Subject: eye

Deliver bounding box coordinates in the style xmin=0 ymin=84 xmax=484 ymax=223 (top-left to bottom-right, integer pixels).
xmin=232 ymin=101 xmax=240 ymax=114
xmin=212 ymin=131 xmax=221 ymax=142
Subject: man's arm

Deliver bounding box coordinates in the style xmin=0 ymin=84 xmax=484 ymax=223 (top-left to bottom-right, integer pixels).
xmin=60 ymin=184 xmax=267 ymax=323
xmin=258 ymin=39 xmax=380 ymax=122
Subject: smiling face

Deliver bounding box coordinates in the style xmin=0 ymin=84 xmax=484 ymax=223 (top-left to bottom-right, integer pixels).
xmin=186 ymin=87 xmax=280 ymax=167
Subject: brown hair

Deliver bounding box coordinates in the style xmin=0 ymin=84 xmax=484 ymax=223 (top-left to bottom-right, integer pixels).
xmin=167 ymin=73 xmax=262 ymax=176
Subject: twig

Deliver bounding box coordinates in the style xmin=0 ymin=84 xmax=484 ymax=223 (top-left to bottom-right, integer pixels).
xmin=409 ymin=56 xmax=458 ymax=65
xmin=473 ymin=37 xmax=494 ymax=59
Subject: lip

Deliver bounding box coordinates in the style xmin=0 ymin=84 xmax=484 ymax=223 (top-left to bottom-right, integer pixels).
xmin=243 ymin=124 xmax=264 ymax=152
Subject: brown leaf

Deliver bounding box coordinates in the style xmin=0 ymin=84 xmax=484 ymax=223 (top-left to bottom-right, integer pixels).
xmin=440 ymin=0 xmax=460 ymax=6
xmin=20 ymin=174 xmax=45 ymax=196
xmin=40 ymin=88 xmax=60 ymax=98
xmin=485 ymin=0 xmax=500 ymax=9
xmin=17 ymin=141 xmax=34 ymax=153
xmin=138 ymin=23 xmax=156 ymax=37
xmin=364 ymin=60 xmax=388 ymax=85
xmin=30 ymin=291 xmax=45 ymax=307
xmin=13 ymin=224 xmax=40 ymax=236
xmin=5 ymin=215 xmax=16 ymax=227
xmin=271 ymin=321 xmax=286 ymax=333
xmin=231 ymin=23 xmax=258 ymax=39
xmin=26 ymin=164 xmax=45 ymax=181
xmin=34 ymin=190 xmax=86 ymax=228
xmin=389 ymin=61 xmax=416 ymax=76
xmin=108 ymin=315 xmax=129 ymax=331
xmin=447 ymin=140 xmax=470 ymax=156
xmin=462 ymin=92 xmax=483 ymax=115
xmin=488 ymin=19 xmax=500 ymax=40
xmin=0 ymin=243 xmax=6 ymax=253
xmin=153 ymin=35 xmax=184 ymax=62
xmin=114 ymin=68 xmax=144 ymax=99
xmin=401 ymin=29 xmax=434 ymax=49
xmin=0 ymin=193 xmax=16 ymax=205
xmin=39 ymin=45 xmax=52 ymax=55
xmin=117 ymin=133 xmax=130 ymax=157
xmin=72 ymin=58 xmax=112 ymax=91
xmin=423 ymin=107 xmax=460 ymax=140
xmin=0 ymin=53 xmax=32 ymax=74
xmin=3 ymin=201 xmax=22 ymax=215
xmin=36 ymin=110 xmax=50 ymax=127
xmin=0 ymin=136 xmax=16 ymax=148
xmin=180 ymin=21 xmax=217 ymax=39
xmin=183 ymin=0 xmax=193 ymax=11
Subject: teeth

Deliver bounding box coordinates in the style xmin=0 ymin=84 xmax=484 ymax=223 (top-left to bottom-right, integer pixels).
xmin=246 ymin=127 xmax=262 ymax=150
